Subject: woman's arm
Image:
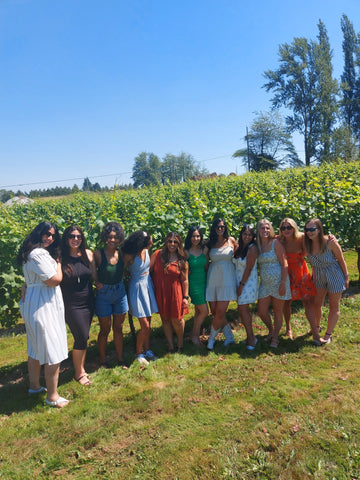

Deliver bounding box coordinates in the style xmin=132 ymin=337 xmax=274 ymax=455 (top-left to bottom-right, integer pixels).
xmin=180 ymin=262 xmax=189 ymax=308
xmin=237 ymin=245 xmax=258 ymax=296
xmin=92 ymin=249 xmax=102 ymax=289
xmin=44 ymin=261 xmax=63 ymax=287
xmin=327 ymin=240 xmax=349 ymax=289
xmin=274 ymin=239 xmax=289 ymax=297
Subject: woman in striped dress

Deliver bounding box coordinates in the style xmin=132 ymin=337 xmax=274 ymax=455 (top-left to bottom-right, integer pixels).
xmin=304 ymin=218 xmax=349 ymax=344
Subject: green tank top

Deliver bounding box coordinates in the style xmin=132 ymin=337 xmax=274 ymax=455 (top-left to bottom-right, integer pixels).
xmin=97 ymin=249 xmax=124 ymax=285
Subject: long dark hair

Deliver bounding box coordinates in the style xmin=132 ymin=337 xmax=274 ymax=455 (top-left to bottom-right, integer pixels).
xmin=184 ymin=226 xmax=205 ymax=251
xmin=234 ymin=224 xmax=256 ymax=259
xmin=122 ymin=231 xmax=152 ymax=256
xmin=207 ymin=218 xmax=229 ymax=250
xmin=61 ymin=224 xmax=90 ymax=277
xmin=17 ymin=221 xmax=61 ymax=264
xmin=161 ymin=232 xmax=187 ymax=272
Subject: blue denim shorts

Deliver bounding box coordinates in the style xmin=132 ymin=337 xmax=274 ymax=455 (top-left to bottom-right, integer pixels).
xmin=95 ymin=281 xmax=128 ymax=317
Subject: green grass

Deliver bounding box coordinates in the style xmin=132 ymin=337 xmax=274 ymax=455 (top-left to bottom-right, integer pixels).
xmin=0 ymin=251 xmax=359 ymax=479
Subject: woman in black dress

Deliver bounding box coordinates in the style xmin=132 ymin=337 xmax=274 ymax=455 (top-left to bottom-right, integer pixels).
xmin=61 ymin=225 xmax=95 ymax=385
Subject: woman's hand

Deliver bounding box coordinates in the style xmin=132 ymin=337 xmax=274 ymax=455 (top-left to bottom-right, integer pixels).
xmin=21 ymin=284 xmax=27 ymax=302
xmin=278 ymin=281 xmax=286 ymax=297
xmin=95 ymin=281 xmax=103 ymax=291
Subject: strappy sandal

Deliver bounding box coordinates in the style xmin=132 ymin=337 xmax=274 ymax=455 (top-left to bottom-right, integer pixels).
xmin=74 ymin=373 xmax=92 ymax=385
xmin=322 ymin=332 xmax=332 ymax=344
xmin=45 ymin=396 xmax=69 ymax=408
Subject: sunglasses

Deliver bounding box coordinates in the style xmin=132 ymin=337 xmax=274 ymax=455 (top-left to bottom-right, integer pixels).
xmin=44 ymin=232 xmax=55 ymax=238
xmin=216 ymin=225 xmax=225 ymax=230
xmin=281 ymin=225 xmax=293 ymax=231
xmin=305 ymin=227 xmax=318 ymax=232
xmin=167 ymin=239 xmax=179 ymax=245
xmin=68 ymin=234 xmax=82 ymax=240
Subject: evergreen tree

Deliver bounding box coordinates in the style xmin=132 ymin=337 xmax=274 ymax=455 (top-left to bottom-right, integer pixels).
xmin=340 ymin=15 xmax=358 ymax=132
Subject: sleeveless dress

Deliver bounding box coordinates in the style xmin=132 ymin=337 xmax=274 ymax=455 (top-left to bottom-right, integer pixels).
xmin=307 ymin=244 xmax=345 ymax=293
xmin=286 ymin=251 xmax=316 ymax=300
xmin=20 ymin=248 xmax=68 ymax=365
xmin=206 ymin=242 xmax=236 ymax=302
xmin=128 ymin=250 xmax=158 ymax=318
xmin=61 ymin=256 xmax=94 ymax=350
xmin=258 ymin=240 xmax=291 ymax=300
xmin=152 ymin=250 xmax=189 ymax=319
xmin=188 ymin=252 xmax=207 ymax=305
xmin=232 ymin=246 xmax=259 ymax=305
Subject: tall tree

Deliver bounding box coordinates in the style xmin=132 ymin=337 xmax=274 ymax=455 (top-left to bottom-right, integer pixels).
xmin=340 ymin=14 xmax=358 ymax=132
xmin=263 ymin=20 xmax=337 ymax=166
xmin=132 ymin=152 xmax=161 ymax=188
xmin=233 ymin=111 xmax=300 ymax=171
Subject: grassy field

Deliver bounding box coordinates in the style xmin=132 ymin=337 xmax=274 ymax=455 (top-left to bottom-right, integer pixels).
xmin=0 ymin=251 xmax=359 ymax=479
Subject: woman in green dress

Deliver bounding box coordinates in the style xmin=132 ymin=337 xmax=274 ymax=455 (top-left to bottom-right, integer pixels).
xmin=184 ymin=226 xmax=209 ymax=347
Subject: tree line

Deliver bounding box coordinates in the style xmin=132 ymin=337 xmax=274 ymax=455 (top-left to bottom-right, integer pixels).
xmin=235 ymin=15 xmax=360 ymax=171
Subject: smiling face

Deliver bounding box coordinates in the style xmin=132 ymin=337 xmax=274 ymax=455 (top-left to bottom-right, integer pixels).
xmin=68 ymin=229 xmax=82 ymax=251
xmin=41 ymin=227 xmax=55 ymax=248
xmin=167 ymin=234 xmax=179 ymax=254
xmin=258 ymin=221 xmax=271 ymax=239
xmin=305 ymin=221 xmax=320 ymax=240
xmin=191 ymin=230 xmax=201 ymax=247
xmin=106 ymin=231 xmax=121 ymax=249
xmin=216 ymin=221 xmax=226 ymax=237
xmin=241 ymin=228 xmax=253 ymax=246
xmin=280 ymin=221 xmax=294 ymax=239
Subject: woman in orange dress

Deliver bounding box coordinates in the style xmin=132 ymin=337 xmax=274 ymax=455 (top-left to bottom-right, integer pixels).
xmin=279 ymin=218 xmax=324 ymax=345
xmin=150 ymin=232 xmax=189 ymax=353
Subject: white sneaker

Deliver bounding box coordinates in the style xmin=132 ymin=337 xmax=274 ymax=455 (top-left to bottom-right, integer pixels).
xmin=145 ymin=350 xmax=157 ymax=361
xmin=137 ymin=354 xmax=149 ymax=365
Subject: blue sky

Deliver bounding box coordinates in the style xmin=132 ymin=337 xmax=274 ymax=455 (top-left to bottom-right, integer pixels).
xmin=1 ymin=0 xmax=360 ymax=191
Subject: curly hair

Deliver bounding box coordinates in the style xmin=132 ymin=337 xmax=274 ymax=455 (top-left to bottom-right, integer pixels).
xmin=61 ymin=224 xmax=90 ymax=277
xmin=161 ymin=232 xmax=187 ymax=272
xmin=234 ymin=224 xmax=256 ymax=259
xmin=100 ymin=221 xmax=125 ymax=245
xmin=17 ymin=221 xmax=61 ymax=264
xmin=207 ymin=218 xmax=229 ymax=250
xmin=122 ymin=231 xmax=152 ymax=256
xmin=184 ymin=226 xmax=205 ymax=251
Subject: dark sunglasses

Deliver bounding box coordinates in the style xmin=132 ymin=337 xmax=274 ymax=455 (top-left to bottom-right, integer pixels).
xmin=68 ymin=234 xmax=82 ymax=240
xmin=305 ymin=227 xmax=318 ymax=232
xmin=281 ymin=225 xmax=293 ymax=231
xmin=216 ymin=225 xmax=225 ymax=230
xmin=44 ymin=232 xmax=55 ymax=238
xmin=167 ymin=239 xmax=179 ymax=245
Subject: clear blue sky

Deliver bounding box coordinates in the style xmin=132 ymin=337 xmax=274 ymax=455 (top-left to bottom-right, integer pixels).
xmin=1 ymin=0 xmax=359 ymax=191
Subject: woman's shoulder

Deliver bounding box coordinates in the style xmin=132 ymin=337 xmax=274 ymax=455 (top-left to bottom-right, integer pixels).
xmin=86 ymin=249 xmax=94 ymax=262
xmin=29 ymin=247 xmax=49 ymax=260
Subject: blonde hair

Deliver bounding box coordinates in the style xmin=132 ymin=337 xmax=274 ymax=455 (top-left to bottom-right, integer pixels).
xmin=256 ymin=219 xmax=275 ymax=251
xmin=279 ymin=217 xmax=302 ymax=243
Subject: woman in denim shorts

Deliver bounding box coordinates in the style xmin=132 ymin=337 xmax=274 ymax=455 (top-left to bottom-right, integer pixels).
xmin=94 ymin=222 xmax=128 ymax=368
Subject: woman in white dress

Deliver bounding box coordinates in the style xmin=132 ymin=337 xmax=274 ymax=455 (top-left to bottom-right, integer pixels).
xmin=206 ymin=218 xmax=237 ymax=349
xmin=18 ymin=221 xmax=69 ymax=408
xmin=232 ymin=224 xmax=259 ymax=350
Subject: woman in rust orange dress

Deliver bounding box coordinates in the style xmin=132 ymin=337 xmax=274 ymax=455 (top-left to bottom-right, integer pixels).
xmin=150 ymin=232 xmax=189 ymax=353
xmin=279 ymin=218 xmax=324 ymax=345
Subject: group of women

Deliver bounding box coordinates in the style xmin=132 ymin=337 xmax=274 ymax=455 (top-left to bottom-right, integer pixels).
xmin=18 ymin=216 xmax=349 ymax=407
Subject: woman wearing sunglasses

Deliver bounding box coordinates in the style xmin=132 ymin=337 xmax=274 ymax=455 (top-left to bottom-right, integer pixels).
xmin=279 ymin=218 xmax=324 ymax=345
xmin=61 ymin=225 xmax=95 ymax=385
xmin=206 ymin=218 xmax=237 ymax=349
xmin=150 ymin=232 xmax=189 ymax=353
xmin=304 ymin=218 xmax=349 ymax=344
xmin=18 ymin=221 xmax=69 ymax=408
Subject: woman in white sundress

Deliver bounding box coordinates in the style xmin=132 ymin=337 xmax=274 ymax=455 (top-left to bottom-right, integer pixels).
xmin=18 ymin=221 xmax=69 ymax=409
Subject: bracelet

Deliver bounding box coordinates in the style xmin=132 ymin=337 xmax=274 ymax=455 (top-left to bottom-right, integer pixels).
xmin=345 ymin=273 xmax=349 ymax=278
xmin=240 ymin=282 xmax=246 ymax=286
xmin=183 ymin=296 xmax=189 ymax=300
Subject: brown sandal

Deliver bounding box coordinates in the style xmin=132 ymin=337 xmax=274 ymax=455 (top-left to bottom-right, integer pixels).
xmin=74 ymin=373 xmax=92 ymax=386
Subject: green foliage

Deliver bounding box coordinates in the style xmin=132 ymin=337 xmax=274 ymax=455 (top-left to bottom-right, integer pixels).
xmin=1 ymin=162 xmax=360 ymax=327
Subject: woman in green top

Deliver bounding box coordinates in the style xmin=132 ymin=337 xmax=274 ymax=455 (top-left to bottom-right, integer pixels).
xmin=184 ymin=226 xmax=209 ymax=347
xmin=94 ymin=222 xmax=128 ymax=368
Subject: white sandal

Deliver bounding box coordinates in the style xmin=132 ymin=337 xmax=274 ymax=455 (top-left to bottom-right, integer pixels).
xmin=45 ymin=396 xmax=69 ymax=408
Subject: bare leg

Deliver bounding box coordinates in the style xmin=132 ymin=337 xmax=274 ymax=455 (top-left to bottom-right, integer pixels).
xmin=238 ymin=304 xmax=256 ymax=347
xmin=161 ymin=317 xmax=174 ymax=350
xmin=72 ymin=349 xmax=87 ymax=382
xmin=28 ymin=356 xmax=42 ymax=390
xmin=272 ymin=297 xmax=285 ymax=347
xmin=313 ymin=288 xmax=327 ymax=330
xmin=113 ymin=313 xmax=126 ymax=362
xmin=211 ymin=301 xmax=230 ymax=330
xmin=44 ymin=363 xmax=67 ymax=407
xmin=257 ymin=296 xmax=273 ymax=339
xmin=98 ymin=317 xmax=111 ymax=364
xmin=283 ymin=299 xmax=293 ymax=339
xmin=303 ymin=298 xmax=321 ymax=342
xmin=171 ymin=317 xmax=185 ymax=349
xmin=324 ymin=291 xmax=342 ymax=337
xmin=136 ymin=317 xmax=151 ymax=355
xmin=192 ymin=303 xmax=208 ymax=346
